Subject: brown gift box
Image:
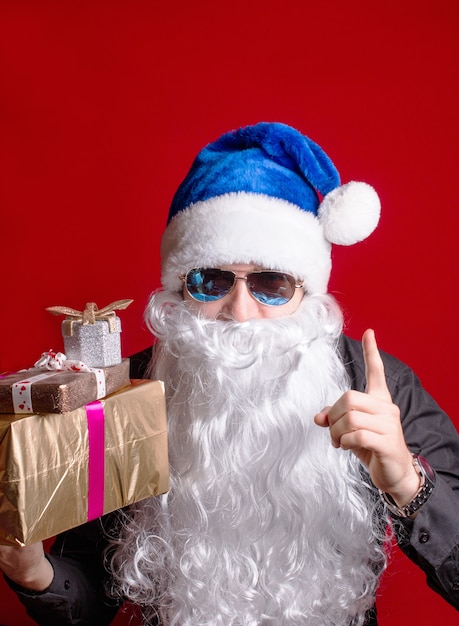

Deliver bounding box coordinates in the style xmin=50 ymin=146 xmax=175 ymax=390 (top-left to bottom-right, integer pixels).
xmin=0 ymin=379 xmax=169 ymax=546
xmin=0 ymin=358 xmax=130 ymax=414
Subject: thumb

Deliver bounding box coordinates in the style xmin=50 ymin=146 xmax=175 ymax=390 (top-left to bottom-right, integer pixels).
xmin=362 ymin=329 xmax=392 ymax=401
xmin=314 ymin=407 xmax=331 ymax=427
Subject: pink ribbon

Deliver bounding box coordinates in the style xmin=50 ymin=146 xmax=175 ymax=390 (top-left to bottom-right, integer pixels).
xmin=85 ymin=401 xmax=105 ymax=520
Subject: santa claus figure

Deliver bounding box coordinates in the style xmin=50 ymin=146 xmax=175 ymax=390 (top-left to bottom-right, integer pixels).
xmin=109 ymin=122 xmax=394 ymax=625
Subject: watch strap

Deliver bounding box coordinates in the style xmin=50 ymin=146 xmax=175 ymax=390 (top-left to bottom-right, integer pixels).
xmin=379 ymin=454 xmax=436 ymax=518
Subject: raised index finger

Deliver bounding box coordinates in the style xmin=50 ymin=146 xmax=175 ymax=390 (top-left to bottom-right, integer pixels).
xmin=362 ymin=328 xmax=392 ymax=401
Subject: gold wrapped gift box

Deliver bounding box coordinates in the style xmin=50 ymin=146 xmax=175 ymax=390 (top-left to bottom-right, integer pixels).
xmin=0 ymin=379 xmax=169 ymax=546
xmin=0 ymin=359 xmax=131 ymax=414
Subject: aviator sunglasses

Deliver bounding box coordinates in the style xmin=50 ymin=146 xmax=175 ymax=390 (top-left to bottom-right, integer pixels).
xmin=180 ymin=268 xmax=304 ymax=306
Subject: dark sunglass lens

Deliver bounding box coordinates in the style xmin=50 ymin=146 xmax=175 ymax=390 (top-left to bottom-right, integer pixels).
xmin=248 ymin=272 xmax=295 ymax=305
xmin=186 ymin=269 xmax=235 ymax=302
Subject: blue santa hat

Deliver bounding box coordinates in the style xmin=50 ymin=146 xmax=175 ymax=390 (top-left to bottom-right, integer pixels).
xmin=161 ymin=122 xmax=380 ymax=294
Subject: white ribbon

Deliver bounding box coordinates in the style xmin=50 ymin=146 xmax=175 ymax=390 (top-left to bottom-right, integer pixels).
xmin=12 ymin=351 xmax=106 ymax=413
xmin=34 ymin=350 xmax=87 ymax=372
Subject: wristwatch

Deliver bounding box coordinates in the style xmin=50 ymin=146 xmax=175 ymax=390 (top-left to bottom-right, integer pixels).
xmin=379 ymin=454 xmax=436 ymax=518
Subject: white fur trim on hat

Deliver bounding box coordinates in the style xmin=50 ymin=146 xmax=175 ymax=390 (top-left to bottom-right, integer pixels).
xmin=161 ymin=192 xmax=332 ymax=295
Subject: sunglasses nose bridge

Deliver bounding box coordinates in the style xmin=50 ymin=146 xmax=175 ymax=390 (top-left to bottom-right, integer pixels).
xmin=230 ymin=274 xmax=250 ymax=296
xmin=221 ymin=274 xmax=262 ymax=321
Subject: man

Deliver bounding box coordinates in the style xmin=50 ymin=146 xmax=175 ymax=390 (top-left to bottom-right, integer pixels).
xmin=2 ymin=122 xmax=459 ymax=625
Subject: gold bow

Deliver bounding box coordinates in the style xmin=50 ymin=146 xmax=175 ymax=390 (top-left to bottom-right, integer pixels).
xmin=46 ymin=299 xmax=133 ymax=336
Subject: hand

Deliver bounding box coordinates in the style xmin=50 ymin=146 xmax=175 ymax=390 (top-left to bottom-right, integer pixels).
xmin=314 ymin=329 xmax=420 ymax=506
xmin=0 ymin=541 xmax=53 ymax=591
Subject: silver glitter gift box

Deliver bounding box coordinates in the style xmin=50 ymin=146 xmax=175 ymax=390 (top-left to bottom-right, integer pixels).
xmin=63 ymin=318 xmax=121 ymax=367
xmin=47 ymin=299 xmax=134 ymax=368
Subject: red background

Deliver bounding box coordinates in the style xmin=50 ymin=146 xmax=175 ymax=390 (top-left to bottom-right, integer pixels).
xmin=0 ymin=1 xmax=458 ymax=624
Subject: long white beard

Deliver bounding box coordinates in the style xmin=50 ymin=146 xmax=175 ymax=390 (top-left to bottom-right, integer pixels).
xmin=108 ymin=292 xmax=389 ymax=625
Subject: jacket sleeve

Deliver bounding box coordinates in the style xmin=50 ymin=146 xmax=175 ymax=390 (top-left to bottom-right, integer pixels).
xmin=387 ymin=364 xmax=459 ymax=610
xmin=341 ymin=334 xmax=459 ymax=610
xmin=5 ymin=507 xmax=124 ymax=625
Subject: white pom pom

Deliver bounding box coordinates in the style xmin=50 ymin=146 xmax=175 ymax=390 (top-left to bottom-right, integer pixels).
xmin=318 ymin=181 xmax=381 ymax=245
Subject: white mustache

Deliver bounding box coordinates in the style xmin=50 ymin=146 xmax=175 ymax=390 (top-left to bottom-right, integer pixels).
xmin=146 ymin=291 xmax=343 ymax=371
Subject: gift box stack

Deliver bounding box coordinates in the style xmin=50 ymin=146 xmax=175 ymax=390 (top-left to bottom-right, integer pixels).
xmin=0 ymin=300 xmax=169 ymax=546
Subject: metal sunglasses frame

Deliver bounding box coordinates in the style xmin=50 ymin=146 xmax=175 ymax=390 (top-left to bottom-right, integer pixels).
xmin=179 ymin=268 xmax=304 ymax=306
